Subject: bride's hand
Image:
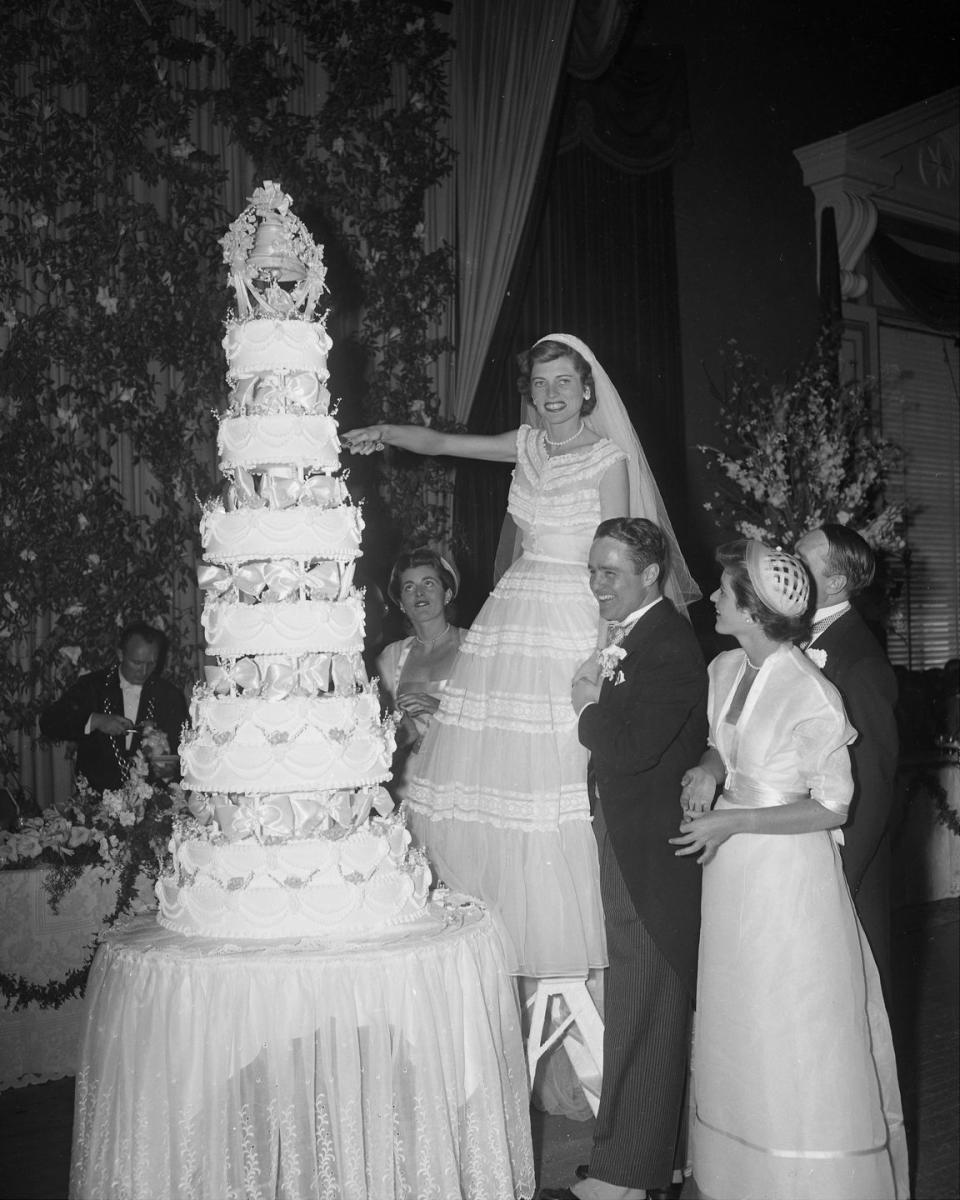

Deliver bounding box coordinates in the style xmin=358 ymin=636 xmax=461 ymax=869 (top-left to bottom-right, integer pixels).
xmin=397 ymin=692 xmax=439 ymax=719
xmin=342 ymin=426 xmax=386 ymax=455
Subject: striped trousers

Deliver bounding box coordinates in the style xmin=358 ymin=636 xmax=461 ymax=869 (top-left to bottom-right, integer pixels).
xmin=589 ymin=798 xmax=692 ymax=1190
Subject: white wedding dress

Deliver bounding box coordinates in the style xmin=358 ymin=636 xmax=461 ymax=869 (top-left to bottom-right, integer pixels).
xmin=691 ymin=644 xmax=909 ymax=1200
xmin=405 ymin=425 xmax=624 ymax=977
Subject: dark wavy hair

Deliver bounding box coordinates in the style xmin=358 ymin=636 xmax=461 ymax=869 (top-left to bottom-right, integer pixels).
xmin=594 ymin=517 xmax=667 ymax=581
xmin=387 ymin=547 xmax=458 ymax=607
xmin=516 ymin=338 xmax=598 ymax=417
xmin=716 ymin=540 xmax=813 ymax=644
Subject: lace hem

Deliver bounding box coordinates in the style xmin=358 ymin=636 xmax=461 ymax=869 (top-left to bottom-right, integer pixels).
xmin=406 ymin=780 xmax=591 ymax=829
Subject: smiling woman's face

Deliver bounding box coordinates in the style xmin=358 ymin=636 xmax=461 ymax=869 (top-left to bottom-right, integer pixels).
xmin=528 ymin=355 xmax=587 ymax=425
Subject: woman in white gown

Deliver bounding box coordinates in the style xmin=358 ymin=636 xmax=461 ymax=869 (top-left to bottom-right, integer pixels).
xmin=674 ymin=540 xmax=908 ymax=1200
xmin=343 ymin=334 xmax=699 ymax=980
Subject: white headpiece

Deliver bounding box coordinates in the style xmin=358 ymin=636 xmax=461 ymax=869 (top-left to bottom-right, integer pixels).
xmin=745 ymin=541 xmax=809 ymax=616
xmin=529 ymin=333 xmax=701 ymax=611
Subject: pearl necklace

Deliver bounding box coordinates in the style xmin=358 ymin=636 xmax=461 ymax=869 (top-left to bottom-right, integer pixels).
xmin=415 ymin=623 xmax=451 ymax=650
xmin=544 ymin=420 xmax=584 ymax=448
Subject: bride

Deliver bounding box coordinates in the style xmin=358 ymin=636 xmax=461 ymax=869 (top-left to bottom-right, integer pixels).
xmin=344 ymin=334 xmax=699 ymax=983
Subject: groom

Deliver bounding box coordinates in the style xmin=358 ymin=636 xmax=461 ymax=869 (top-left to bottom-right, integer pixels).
xmin=543 ymin=518 xmax=707 ymax=1200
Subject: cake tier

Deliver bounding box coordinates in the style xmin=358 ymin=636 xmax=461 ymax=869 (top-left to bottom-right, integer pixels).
xmin=218 ymin=414 xmax=339 ymax=471
xmin=181 ymin=691 xmax=393 ymax=794
xmin=203 ymin=650 xmax=366 ymax=697
xmin=201 ymin=504 xmax=362 ymax=565
xmin=156 ymin=819 xmax=432 ymax=940
xmin=191 ymin=687 xmax=380 ymax=730
xmin=229 ymin=372 xmax=331 ymax=418
xmin=224 ymin=468 xmax=346 ymax=512
xmin=201 ymin=593 xmax=365 ymax=657
xmin=223 ymin=318 xmax=332 ymax=378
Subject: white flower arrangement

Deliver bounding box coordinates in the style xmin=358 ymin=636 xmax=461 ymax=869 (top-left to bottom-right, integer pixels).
xmin=597 ymin=643 xmax=627 ymax=685
xmin=0 ymin=751 xmax=186 ymax=880
xmin=699 ymin=332 xmax=905 ymax=556
xmin=805 ymin=647 xmax=828 ymax=669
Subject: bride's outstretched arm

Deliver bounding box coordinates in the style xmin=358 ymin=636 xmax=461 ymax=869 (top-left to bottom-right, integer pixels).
xmin=342 ymin=424 xmax=517 ymax=463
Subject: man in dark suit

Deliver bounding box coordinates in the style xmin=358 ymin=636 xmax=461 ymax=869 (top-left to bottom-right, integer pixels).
xmin=542 ymin=518 xmax=707 ymax=1200
xmin=40 ymin=620 xmax=189 ymax=792
xmin=795 ymin=524 xmax=899 ymax=995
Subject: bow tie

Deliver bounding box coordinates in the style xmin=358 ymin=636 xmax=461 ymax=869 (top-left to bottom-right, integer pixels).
xmin=606 ymin=621 xmax=630 ymax=646
xmin=801 ymin=610 xmax=845 ymax=650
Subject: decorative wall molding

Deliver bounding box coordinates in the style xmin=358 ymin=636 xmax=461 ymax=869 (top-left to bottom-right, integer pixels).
xmin=794 ymin=87 xmax=958 ymax=300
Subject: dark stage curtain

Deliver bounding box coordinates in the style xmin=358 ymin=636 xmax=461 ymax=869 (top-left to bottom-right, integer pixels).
xmin=453 ymin=41 xmax=691 ymax=621
xmin=869 ymin=216 xmax=959 ymax=334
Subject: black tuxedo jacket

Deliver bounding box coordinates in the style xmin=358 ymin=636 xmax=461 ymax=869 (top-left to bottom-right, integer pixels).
xmin=813 ymin=608 xmax=899 ymax=899
xmin=578 ymin=598 xmax=708 ymax=1000
xmin=40 ymin=666 xmax=189 ymax=792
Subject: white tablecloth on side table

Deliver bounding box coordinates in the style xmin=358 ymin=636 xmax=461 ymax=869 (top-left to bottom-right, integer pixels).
xmin=0 ymin=867 xmax=124 ymax=1090
xmin=69 ymin=904 xmax=534 ymax=1200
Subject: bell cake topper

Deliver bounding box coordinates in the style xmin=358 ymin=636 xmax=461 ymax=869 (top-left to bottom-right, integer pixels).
xmin=219 ymin=181 xmax=328 ymax=322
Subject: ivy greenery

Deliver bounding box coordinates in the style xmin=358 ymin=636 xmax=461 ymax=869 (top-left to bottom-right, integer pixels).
xmin=1 ymin=0 xmax=455 ymax=806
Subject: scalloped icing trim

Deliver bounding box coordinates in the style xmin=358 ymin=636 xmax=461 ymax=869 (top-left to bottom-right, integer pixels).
xmin=155 ymin=835 xmax=433 ymax=940
xmin=201 ymin=594 xmax=365 ymax=657
xmin=222 ymin=319 xmax=332 ymax=378
xmin=218 ymin=415 xmax=340 ymax=470
xmin=181 ymin=737 xmax=392 ymax=793
xmin=201 ymin=505 xmax=362 ymax=563
xmin=189 ymin=689 xmax=380 ymax=733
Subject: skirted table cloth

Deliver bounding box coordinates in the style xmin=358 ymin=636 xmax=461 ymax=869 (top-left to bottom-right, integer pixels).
xmin=69 ymin=903 xmax=534 ymax=1200
xmin=0 ymin=866 xmax=135 ymax=1090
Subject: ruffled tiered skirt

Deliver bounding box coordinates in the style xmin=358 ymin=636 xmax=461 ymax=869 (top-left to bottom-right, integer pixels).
xmin=405 ymin=552 xmax=607 ymax=978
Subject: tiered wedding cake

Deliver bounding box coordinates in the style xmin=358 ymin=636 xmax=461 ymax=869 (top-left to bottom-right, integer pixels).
xmin=156 ymin=182 xmax=431 ymax=939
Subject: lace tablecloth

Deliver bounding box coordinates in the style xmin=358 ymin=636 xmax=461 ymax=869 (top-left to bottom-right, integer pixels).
xmin=69 ymin=904 xmax=535 ymax=1200
xmin=0 ymin=867 xmax=128 ymax=1090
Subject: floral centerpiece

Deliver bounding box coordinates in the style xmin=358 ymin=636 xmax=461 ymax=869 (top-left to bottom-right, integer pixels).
xmin=0 ymin=748 xmax=189 ymax=1011
xmin=699 ymin=330 xmax=904 ymax=556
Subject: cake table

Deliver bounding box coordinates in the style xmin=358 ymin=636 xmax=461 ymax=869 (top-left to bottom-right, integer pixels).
xmin=69 ymin=902 xmax=534 ymax=1200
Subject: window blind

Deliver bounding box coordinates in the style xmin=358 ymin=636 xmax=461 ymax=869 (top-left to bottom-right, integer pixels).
xmin=879 ymin=323 xmax=960 ymax=669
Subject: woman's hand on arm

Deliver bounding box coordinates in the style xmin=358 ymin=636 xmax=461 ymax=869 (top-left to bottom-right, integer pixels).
xmin=598 ymin=457 xmax=629 ymax=519
xmin=670 ymin=808 xmax=744 ymax=865
xmin=342 ymin=425 xmax=517 ymax=463
xmin=670 ymin=795 xmax=845 ymax=866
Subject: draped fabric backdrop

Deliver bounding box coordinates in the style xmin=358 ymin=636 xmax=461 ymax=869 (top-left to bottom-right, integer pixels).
xmin=452 ymin=32 xmax=693 ymax=619
xmin=445 ymin=0 xmax=578 ymax=426
xmin=418 ymin=0 xmax=634 ymax=608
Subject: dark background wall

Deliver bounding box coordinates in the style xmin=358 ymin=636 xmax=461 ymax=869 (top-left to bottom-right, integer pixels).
xmin=638 ymin=0 xmax=958 ymax=576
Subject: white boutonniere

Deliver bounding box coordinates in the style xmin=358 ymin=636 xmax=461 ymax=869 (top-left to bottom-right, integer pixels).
xmin=597 ymin=644 xmax=627 ymax=685
xmin=805 ymin=647 xmax=827 ymax=669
